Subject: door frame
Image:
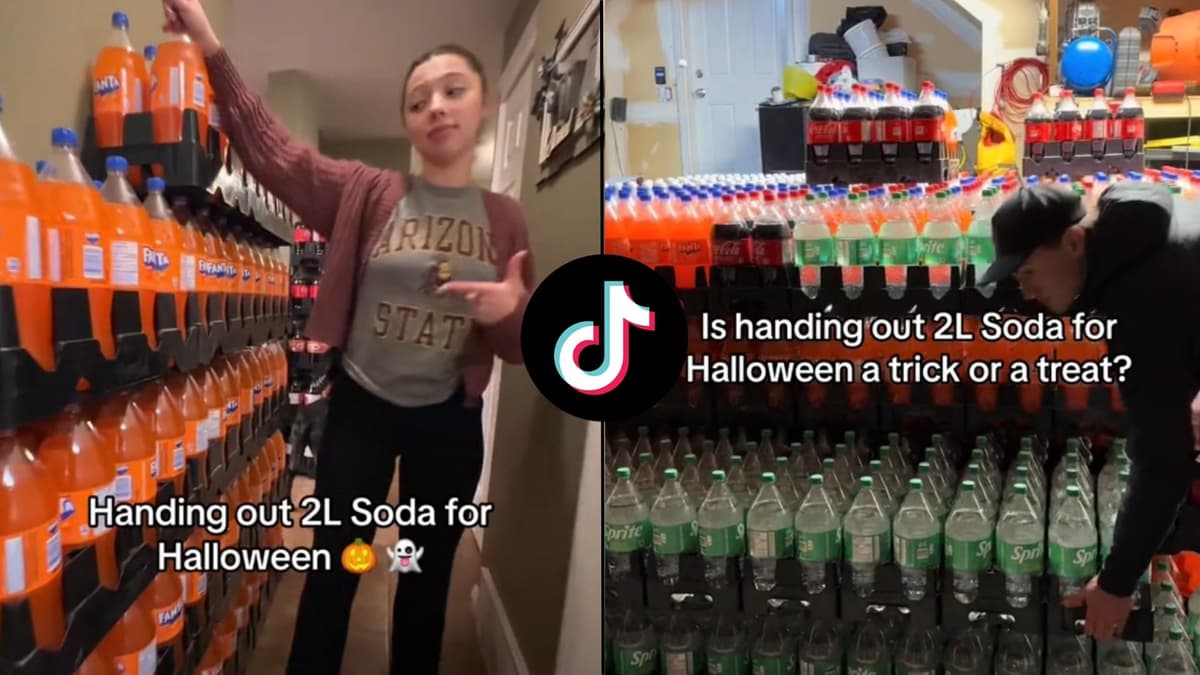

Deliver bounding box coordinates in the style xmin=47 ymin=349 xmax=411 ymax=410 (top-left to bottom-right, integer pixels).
xmin=478 ymin=9 xmax=537 ymax=551
xmin=669 ymin=0 xmax=808 ymax=175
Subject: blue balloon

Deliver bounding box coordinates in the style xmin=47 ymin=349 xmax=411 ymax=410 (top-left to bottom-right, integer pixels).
xmin=1061 ymin=36 xmax=1114 ymax=90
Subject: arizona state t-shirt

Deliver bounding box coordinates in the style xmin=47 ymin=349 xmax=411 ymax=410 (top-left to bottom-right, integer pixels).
xmin=343 ymin=178 xmax=497 ymax=406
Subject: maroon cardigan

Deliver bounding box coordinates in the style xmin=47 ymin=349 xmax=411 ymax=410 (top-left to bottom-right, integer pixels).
xmin=204 ymin=49 xmax=532 ymax=405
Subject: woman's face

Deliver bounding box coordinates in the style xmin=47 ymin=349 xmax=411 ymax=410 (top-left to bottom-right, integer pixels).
xmin=403 ymin=54 xmax=485 ymax=167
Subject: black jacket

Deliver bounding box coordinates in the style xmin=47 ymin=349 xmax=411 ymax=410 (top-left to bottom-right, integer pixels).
xmin=1075 ymin=181 xmax=1200 ymax=597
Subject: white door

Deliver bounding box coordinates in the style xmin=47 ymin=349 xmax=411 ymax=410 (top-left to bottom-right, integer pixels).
xmin=478 ymin=18 xmax=536 ymax=550
xmin=682 ymin=0 xmax=789 ymax=174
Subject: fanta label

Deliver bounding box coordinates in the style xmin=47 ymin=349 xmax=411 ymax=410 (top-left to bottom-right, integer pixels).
xmin=185 ymin=420 xmax=206 ymax=458
xmin=157 ymin=438 xmax=186 ymax=478
xmin=154 ymin=597 xmax=185 ymax=643
xmin=180 ymin=569 xmax=208 ymax=604
xmin=59 ymin=481 xmax=115 ymax=545
xmin=93 ymin=76 xmax=121 ymax=97
xmin=0 ymin=517 xmax=63 ymax=601
xmin=180 ymin=254 xmax=197 ymax=291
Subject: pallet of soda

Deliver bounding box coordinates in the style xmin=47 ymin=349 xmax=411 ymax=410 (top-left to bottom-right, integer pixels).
xmin=0 ymin=123 xmax=292 ymax=432
xmin=602 ymin=426 xmax=1168 ymax=667
xmin=1022 ymin=88 xmax=1146 ymax=180
xmin=0 ymin=351 xmax=292 ymax=675
xmin=805 ymin=81 xmax=955 ymax=186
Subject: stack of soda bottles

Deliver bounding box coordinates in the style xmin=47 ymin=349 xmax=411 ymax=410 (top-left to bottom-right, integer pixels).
xmin=0 ymin=342 xmax=291 ymax=674
xmin=805 ymin=80 xmax=955 ymax=185
xmin=602 ymin=424 xmax=1200 ymax=674
xmin=1022 ymin=87 xmax=1146 ymax=178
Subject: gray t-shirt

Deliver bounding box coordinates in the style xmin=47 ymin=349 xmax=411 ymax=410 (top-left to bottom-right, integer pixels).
xmin=343 ymin=178 xmax=497 ymax=406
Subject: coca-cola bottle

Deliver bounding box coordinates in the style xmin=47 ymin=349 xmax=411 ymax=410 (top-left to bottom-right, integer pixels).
xmin=875 ymin=83 xmax=911 ymax=165
xmin=1084 ymin=88 xmax=1112 ymax=160
xmin=911 ymin=81 xmax=944 ymax=163
xmin=1055 ymin=90 xmax=1084 ymax=162
xmin=806 ymin=85 xmax=841 ymax=166
xmin=840 ymin=84 xmax=873 ymax=164
xmin=1025 ymin=93 xmax=1053 ymax=162
xmin=1115 ymin=87 xmax=1145 ymax=159
xmin=711 ymin=193 xmax=751 ymax=269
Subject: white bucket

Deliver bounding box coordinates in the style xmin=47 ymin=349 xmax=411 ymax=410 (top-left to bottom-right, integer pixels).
xmin=856 ymin=43 xmax=888 ymax=63
xmin=843 ymin=18 xmax=883 ymax=57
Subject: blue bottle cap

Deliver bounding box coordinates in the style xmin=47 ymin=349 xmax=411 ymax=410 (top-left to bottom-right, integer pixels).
xmin=112 ymin=11 xmax=130 ymax=29
xmin=144 ymin=45 xmax=157 ymax=59
xmin=35 ymin=160 xmax=46 ymax=173
xmin=147 ymin=177 xmax=166 ymax=192
xmin=105 ymin=155 xmax=129 ymax=173
xmin=93 ymin=180 xmax=104 ymax=190
xmin=51 ymin=127 xmax=78 ymax=148
xmin=618 ymin=187 xmax=632 ymax=198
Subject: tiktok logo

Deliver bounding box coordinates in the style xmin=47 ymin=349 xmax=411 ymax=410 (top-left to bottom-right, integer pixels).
xmin=521 ymin=255 xmax=686 ymax=421
xmin=554 ymin=282 xmax=655 ymax=395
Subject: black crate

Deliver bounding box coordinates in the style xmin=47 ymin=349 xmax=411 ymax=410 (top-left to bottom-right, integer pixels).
xmin=645 ymin=553 xmax=740 ymax=614
xmin=839 ymin=563 xmax=939 ymax=629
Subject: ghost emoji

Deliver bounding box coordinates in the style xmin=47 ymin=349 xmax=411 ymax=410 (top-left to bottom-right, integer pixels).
xmin=387 ymin=538 xmax=424 ymax=574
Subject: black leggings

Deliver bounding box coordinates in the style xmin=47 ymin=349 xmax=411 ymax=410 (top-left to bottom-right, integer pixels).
xmin=285 ymin=373 xmax=484 ymax=675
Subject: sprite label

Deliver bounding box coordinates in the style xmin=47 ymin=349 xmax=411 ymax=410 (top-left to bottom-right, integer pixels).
xmin=838 ymin=238 xmax=878 ymax=265
xmin=749 ymin=527 xmax=795 ymax=559
xmin=616 ymin=646 xmax=659 ymax=675
xmin=921 ymin=236 xmax=962 ymax=265
xmin=1049 ymin=541 xmax=1098 ymax=577
xmin=654 ymin=521 xmax=699 ymax=556
xmin=796 ymin=528 xmax=840 ymax=563
xmin=799 ymin=661 xmax=841 ymax=675
xmin=945 ymin=534 xmax=993 ymax=572
xmin=798 ymin=238 xmax=836 ymax=266
xmin=879 ymin=237 xmax=918 ymax=265
xmin=997 ymin=539 xmax=1044 ymax=575
xmin=752 ymin=655 xmax=797 ymax=675
xmin=664 ymin=649 xmax=705 ymax=675
xmin=846 ymin=529 xmax=891 ymax=564
xmin=965 ymin=234 xmax=995 ymax=266
xmin=700 ymin=522 xmax=746 ymax=557
xmin=607 ymin=520 xmax=650 ymax=553
xmin=895 ymin=532 xmax=941 ymax=569
xmin=708 ymin=653 xmax=750 ymax=674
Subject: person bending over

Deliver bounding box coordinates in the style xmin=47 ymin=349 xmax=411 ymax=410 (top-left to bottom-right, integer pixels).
xmin=978 ymin=181 xmax=1200 ymax=640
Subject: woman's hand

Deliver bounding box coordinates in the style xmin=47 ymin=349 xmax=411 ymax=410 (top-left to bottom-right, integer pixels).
xmin=162 ymin=0 xmax=222 ymax=56
xmin=439 ymin=251 xmax=529 ymax=326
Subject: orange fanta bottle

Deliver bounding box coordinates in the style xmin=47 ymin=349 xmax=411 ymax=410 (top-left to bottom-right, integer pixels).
xmin=75 ymin=648 xmax=119 ymax=675
xmin=98 ymin=156 xmax=153 ymax=349
xmin=151 ymin=34 xmax=211 ymax=147
xmin=234 ymin=352 xmax=256 ymax=437
xmin=0 ymin=430 xmax=65 ymax=650
xmin=143 ymin=572 xmax=185 ymax=673
xmin=214 ymin=357 xmax=242 ymax=452
xmin=0 ymin=97 xmax=54 ymax=372
xmin=142 ymin=179 xmax=182 ymax=341
xmin=41 ymin=128 xmax=119 ymax=359
xmin=134 ymin=381 xmax=187 ymax=496
xmin=99 ymin=597 xmax=157 ymax=675
xmin=92 ymin=12 xmax=148 ymax=148
xmin=91 ymin=393 xmax=157 ymax=545
xmin=198 ymin=364 xmax=226 ymax=464
xmin=38 ymin=405 xmax=119 ymax=589
xmin=168 ymin=372 xmax=209 ymax=489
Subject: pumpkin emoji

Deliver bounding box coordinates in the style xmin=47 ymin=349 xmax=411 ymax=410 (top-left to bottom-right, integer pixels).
xmin=341 ymin=538 xmax=376 ymax=574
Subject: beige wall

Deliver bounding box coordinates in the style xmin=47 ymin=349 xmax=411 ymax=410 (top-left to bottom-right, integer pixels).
xmin=484 ymin=0 xmax=600 ymax=674
xmin=322 ymin=136 xmax=412 ymax=174
xmin=604 ymin=0 xmax=683 ymax=180
xmin=0 ymin=0 xmax=232 ymax=161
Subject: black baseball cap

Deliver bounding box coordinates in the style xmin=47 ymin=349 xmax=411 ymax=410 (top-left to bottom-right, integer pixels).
xmin=977 ymin=185 xmax=1088 ymax=286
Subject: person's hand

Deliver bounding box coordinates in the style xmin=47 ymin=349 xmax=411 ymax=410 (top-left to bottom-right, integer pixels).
xmin=438 ymin=251 xmax=529 ymax=326
xmin=1191 ymin=388 xmax=1200 ymax=450
xmin=162 ymin=0 xmax=221 ymax=56
xmin=1062 ymin=575 xmax=1135 ymax=640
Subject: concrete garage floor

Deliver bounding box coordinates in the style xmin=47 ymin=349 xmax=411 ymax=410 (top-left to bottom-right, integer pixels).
xmin=245 ymin=475 xmax=487 ymax=675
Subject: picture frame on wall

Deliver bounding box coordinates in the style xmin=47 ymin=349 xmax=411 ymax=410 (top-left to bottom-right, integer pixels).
xmin=536 ymin=0 xmax=601 ymax=185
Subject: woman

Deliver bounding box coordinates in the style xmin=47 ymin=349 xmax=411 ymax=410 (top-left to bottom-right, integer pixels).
xmin=160 ymin=2 xmax=532 ymax=674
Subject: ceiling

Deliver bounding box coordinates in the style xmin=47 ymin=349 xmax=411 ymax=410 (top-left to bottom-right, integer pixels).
xmin=226 ymin=0 xmax=521 ymax=142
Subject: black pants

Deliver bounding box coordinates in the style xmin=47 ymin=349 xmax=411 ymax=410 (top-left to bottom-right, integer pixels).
xmin=285 ymin=373 xmax=484 ymax=675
